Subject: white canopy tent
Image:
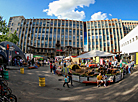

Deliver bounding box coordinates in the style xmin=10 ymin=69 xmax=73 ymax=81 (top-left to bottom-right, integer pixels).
xmin=76 ymin=50 xmax=115 ymax=58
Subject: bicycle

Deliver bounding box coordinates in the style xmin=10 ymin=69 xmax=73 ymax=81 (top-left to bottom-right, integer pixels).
xmin=0 ymin=94 xmax=17 ymax=102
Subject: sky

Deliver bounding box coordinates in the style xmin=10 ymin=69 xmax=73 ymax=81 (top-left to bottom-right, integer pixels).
xmin=0 ymin=0 xmax=138 ymax=24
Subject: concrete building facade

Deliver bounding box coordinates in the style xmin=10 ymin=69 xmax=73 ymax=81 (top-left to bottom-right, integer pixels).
xmin=8 ymin=16 xmax=84 ymax=57
xmin=86 ymin=19 xmax=124 ymax=53
xmin=120 ymin=26 xmax=138 ymax=64
xmin=8 ymin=16 xmax=138 ymax=57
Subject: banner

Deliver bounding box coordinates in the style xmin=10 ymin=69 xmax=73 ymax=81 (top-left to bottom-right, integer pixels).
xmin=100 ymin=58 xmax=103 ymax=65
xmin=136 ymin=53 xmax=138 ymax=64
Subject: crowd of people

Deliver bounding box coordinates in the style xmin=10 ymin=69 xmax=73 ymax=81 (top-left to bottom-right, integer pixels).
xmin=96 ymin=59 xmax=135 ymax=87
xmin=49 ymin=59 xmax=73 ymax=88
xmin=11 ymin=56 xmax=135 ymax=88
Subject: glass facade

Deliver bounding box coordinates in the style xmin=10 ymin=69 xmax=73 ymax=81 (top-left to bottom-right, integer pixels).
xmin=8 ymin=16 xmax=138 ymax=56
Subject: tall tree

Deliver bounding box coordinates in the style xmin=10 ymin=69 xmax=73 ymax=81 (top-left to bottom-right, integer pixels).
xmin=0 ymin=16 xmax=19 ymax=44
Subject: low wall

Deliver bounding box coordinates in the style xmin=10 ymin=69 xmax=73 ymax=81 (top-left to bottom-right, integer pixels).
xmin=72 ymin=73 xmax=123 ymax=83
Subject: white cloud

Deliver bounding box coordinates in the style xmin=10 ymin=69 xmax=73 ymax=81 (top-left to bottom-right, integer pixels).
xmin=109 ymin=14 xmax=112 ymax=16
xmin=90 ymin=12 xmax=108 ymax=21
xmin=43 ymin=0 xmax=95 ymax=20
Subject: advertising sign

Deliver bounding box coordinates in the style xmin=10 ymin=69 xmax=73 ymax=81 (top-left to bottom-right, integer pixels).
xmin=56 ymin=49 xmax=62 ymax=52
xmin=100 ymin=58 xmax=103 ymax=65
xmin=84 ymin=32 xmax=88 ymax=52
xmin=136 ymin=53 xmax=138 ymax=64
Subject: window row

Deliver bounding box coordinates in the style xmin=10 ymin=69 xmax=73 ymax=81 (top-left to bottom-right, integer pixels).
xmin=121 ymin=36 xmax=138 ymax=47
xmin=19 ymin=20 xmax=83 ymax=28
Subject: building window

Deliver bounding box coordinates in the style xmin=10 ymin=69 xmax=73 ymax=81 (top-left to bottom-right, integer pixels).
xmin=132 ymin=38 xmax=134 ymax=42
xmin=42 ymin=28 xmax=45 ymax=33
xmin=136 ymin=36 xmax=138 ymax=40
xmin=18 ymin=23 xmax=20 ymax=26
xmin=35 ymin=28 xmax=38 ymax=33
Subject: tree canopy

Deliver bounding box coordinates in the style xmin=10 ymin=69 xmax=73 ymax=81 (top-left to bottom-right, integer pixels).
xmin=0 ymin=16 xmax=19 ymax=44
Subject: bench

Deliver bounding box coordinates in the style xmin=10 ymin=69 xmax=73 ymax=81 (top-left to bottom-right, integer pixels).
xmin=82 ymin=80 xmax=113 ymax=86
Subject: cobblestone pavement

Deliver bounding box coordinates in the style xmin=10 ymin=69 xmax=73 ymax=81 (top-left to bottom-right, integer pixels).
xmin=7 ymin=65 xmax=138 ymax=102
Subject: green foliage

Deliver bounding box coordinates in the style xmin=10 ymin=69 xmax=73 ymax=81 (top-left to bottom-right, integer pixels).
xmin=8 ymin=31 xmax=19 ymax=44
xmin=0 ymin=16 xmax=19 ymax=44
xmin=0 ymin=16 xmax=9 ymax=34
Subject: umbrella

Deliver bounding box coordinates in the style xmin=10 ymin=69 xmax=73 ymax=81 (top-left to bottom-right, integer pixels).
xmin=76 ymin=50 xmax=115 ymax=58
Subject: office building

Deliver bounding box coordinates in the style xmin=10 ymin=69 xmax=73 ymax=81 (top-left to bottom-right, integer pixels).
xmin=8 ymin=16 xmax=84 ymax=57
xmin=8 ymin=16 xmax=138 ymax=57
xmin=120 ymin=25 xmax=138 ymax=64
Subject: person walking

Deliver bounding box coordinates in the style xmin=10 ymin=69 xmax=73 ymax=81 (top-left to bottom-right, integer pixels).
xmin=68 ymin=70 xmax=73 ymax=86
xmin=31 ymin=58 xmax=34 ymax=66
xmin=131 ymin=60 xmax=135 ymax=72
xmin=0 ymin=64 xmax=4 ymax=78
xmin=14 ymin=58 xmax=17 ymax=66
xmin=53 ymin=64 xmax=56 ymax=75
xmin=127 ymin=61 xmax=131 ymax=75
xmin=50 ymin=62 xmax=53 ymax=73
xmin=64 ymin=61 xmax=66 ymax=68
xmin=20 ymin=59 xmax=23 ymax=67
xmin=44 ymin=60 xmax=46 ymax=66
xmin=63 ymin=75 xmax=70 ymax=88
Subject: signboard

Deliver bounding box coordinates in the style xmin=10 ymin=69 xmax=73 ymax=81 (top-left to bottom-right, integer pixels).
xmin=136 ymin=53 xmax=138 ymax=64
xmin=56 ymin=49 xmax=62 ymax=52
xmin=115 ymin=75 xmax=121 ymax=82
xmin=72 ymin=58 xmax=80 ymax=64
xmin=72 ymin=75 xmax=79 ymax=82
xmin=100 ymin=58 xmax=103 ymax=65
xmin=89 ymin=77 xmax=97 ymax=82
xmin=93 ymin=57 xmax=99 ymax=63
xmin=84 ymin=45 xmax=88 ymax=52
xmin=84 ymin=31 xmax=88 ymax=51
xmin=80 ymin=77 xmax=87 ymax=82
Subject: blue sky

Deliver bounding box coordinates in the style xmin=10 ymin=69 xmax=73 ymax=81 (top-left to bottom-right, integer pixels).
xmin=0 ymin=0 xmax=138 ymax=24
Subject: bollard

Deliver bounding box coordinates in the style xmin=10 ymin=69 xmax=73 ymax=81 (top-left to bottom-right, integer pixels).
xmin=3 ymin=70 xmax=9 ymax=80
xmin=39 ymin=76 xmax=45 ymax=87
xmin=20 ymin=68 xmax=24 ymax=74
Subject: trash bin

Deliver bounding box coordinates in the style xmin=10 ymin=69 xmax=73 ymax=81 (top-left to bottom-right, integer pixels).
xmin=39 ymin=76 xmax=45 ymax=87
xmin=3 ymin=70 xmax=9 ymax=80
xmin=20 ymin=68 xmax=24 ymax=74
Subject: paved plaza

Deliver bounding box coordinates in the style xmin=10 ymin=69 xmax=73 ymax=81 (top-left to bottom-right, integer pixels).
xmin=7 ymin=65 xmax=138 ymax=102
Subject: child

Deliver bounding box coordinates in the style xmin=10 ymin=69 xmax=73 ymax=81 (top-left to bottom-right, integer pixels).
xmin=63 ymin=75 xmax=70 ymax=88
